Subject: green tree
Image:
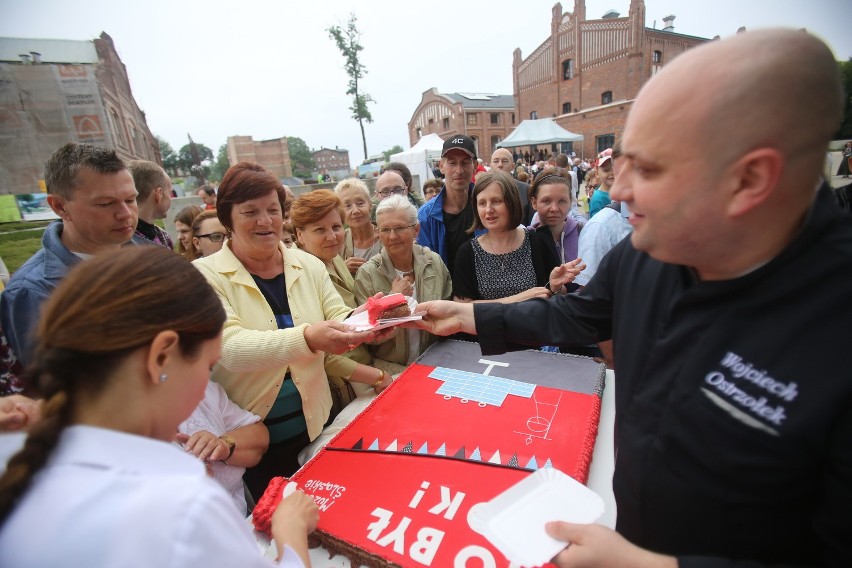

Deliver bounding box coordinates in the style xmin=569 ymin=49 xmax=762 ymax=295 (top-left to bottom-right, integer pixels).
xmin=178 ymin=143 xmax=213 ymax=170
xmin=382 ymin=145 xmax=404 ymax=162
xmin=287 ymin=137 xmax=316 ymax=177
xmin=836 ymin=57 xmax=852 ymax=140
xmin=208 ymin=144 xmax=230 ymax=182
xmin=328 ymin=14 xmax=374 ymax=161
xmin=156 ymin=135 xmax=179 ymax=176
xmin=176 ymin=142 xmax=213 ymax=182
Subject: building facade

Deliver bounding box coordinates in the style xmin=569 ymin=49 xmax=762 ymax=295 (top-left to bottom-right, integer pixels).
xmin=0 ymin=32 xmax=159 ymax=195
xmin=226 ymin=135 xmax=293 ymax=179
xmin=312 ymin=147 xmax=351 ymax=179
xmin=408 ymin=89 xmax=516 ymax=160
xmin=512 ymin=0 xmax=710 ymax=158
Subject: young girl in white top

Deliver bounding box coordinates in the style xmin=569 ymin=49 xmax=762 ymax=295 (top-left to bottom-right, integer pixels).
xmin=0 ymin=246 xmax=317 ymax=567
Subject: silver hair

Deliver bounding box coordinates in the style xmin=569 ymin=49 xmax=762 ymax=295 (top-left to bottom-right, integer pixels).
xmin=376 ymin=194 xmax=417 ymax=226
xmin=332 ymin=177 xmax=370 ymax=200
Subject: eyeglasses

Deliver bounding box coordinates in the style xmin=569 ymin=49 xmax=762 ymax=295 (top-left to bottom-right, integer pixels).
xmin=196 ymin=232 xmax=227 ymax=243
xmin=378 ymin=224 xmax=416 ymax=236
xmin=377 ymin=187 xmax=407 ymax=198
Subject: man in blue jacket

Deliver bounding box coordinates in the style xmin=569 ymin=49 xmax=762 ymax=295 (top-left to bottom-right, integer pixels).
xmin=1 ymin=143 xmax=138 ymax=367
xmin=416 ymin=135 xmax=477 ymax=272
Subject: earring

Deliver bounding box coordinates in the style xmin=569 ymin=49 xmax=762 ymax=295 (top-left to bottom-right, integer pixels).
xmin=159 ymin=373 xmax=168 ymax=383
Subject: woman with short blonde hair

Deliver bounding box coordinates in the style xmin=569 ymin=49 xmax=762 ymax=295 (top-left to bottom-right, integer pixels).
xmin=333 ymin=178 xmax=381 ymax=276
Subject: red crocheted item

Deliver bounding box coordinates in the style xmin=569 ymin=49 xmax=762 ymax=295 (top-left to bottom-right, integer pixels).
xmin=252 ymin=476 xmax=288 ymax=536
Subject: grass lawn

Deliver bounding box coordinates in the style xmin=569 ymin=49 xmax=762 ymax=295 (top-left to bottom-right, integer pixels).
xmin=0 ymin=226 xmax=47 ymax=274
xmin=0 ymin=220 xmax=52 ymax=233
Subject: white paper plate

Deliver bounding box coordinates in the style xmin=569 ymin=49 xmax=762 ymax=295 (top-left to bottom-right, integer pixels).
xmin=467 ymin=468 xmax=605 ymax=567
xmin=343 ymin=296 xmax=421 ymax=332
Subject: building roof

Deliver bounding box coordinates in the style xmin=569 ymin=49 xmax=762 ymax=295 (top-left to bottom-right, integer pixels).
xmin=0 ymin=37 xmax=98 ymax=64
xmin=644 ymin=28 xmax=710 ymax=42
xmin=442 ymin=92 xmax=515 ymax=109
xmin=312 ymin=147 xmax=349 ymax=155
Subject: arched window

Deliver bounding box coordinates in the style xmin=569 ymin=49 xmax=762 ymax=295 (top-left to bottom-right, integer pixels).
xmin=562 ymin=59 xmax=574 ymax=80
xmin=109 ymin=108 xmax=126 ymax=147
xmin=652 ymin=50 xmax=663 ymax=76
xmin=127 ymin=121 xmax=140 ymax=154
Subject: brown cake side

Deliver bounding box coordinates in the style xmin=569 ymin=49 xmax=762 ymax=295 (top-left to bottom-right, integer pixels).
xmin=378 ymin=303 xmax=411 ymax=320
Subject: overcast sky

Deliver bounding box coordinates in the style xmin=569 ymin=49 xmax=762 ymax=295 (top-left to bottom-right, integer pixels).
xmin=2 ymin=0 xmax=851 ymax=166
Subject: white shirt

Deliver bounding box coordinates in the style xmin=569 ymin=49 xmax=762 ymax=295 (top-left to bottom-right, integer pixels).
xmin=394 ymin=268 xmax=421 ymax=364
xmin=178 ymin=381 xmax=262 ymax=514
xmin=575 ymin=207 xmax=633 ymax=286
xmin=0 ymin=425 xmax=303 ymax=568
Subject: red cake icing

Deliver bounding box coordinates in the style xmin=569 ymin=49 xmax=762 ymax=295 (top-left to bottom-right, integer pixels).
xmin=366 ymin=293 xmax=409 ymax=325
xmin=258 ymin=341 xmax=605 ymax=567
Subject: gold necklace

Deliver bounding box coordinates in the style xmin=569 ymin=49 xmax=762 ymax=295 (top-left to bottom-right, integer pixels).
xmin=486 ymin=230 xmax=515 ymax=270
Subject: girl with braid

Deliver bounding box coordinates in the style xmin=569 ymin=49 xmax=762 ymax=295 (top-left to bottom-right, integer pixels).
xmin=0 ymin=247 xmax=317 ymax=568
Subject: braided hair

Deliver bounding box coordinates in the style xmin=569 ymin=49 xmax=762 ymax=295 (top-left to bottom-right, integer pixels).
xmin=0 ymin=246 xmax=225 ymax=525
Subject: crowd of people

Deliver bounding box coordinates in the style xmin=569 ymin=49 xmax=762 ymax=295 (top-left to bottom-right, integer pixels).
xmin=0 ymin=28 xmax=849 ymax=568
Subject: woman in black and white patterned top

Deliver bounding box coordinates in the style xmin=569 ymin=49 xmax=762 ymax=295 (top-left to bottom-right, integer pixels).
xmin=452 ymin=170 xmax=583 ymax=302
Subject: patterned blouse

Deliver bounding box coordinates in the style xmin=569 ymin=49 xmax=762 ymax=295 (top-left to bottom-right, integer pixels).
xmin=471 ymin=232 xmax=537 ymax=300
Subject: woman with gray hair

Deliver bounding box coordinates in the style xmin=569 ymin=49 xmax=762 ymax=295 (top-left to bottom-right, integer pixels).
xmin=354 ymin=196 xmax=452 ymax=375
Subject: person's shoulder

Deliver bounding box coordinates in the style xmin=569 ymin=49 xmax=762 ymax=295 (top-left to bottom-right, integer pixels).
xmin=4 ymin=249 xmax=49 ymax=293
xmin=456 ymin=237 xmax=475 ymax=256
xmin=286 ymin=246 xmax=327 ymax=275
xmin=415 ymin=242 xmax=443 ymax=263
xmin=191 ymin=250 xmax=217 ymax=272
xmin=418 ymin=197 xmax=437 ymax=217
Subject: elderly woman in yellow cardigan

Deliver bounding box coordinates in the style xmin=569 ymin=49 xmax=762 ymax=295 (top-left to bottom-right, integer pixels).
xmin=194 ymin=163 xmax=391 ymax=499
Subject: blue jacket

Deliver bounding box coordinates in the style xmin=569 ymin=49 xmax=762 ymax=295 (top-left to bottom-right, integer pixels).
xmin=588 ymin=188 xmax=611 ymax=218
xmin=0 ymin=222 xmax=80 ymax=366
xmin=417 ymin=183 xmax=484 ymax=266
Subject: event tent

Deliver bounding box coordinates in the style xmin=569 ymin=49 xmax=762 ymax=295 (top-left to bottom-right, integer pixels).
xmin=391 ymin=133 xmax=444 ymax=191
xmin=496 ymin=118 xmax=583 ymax=148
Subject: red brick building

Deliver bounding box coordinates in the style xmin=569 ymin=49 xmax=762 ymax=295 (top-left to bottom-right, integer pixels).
xmin=407 ymin=89 xmax=516 ymax=160
xmin=513 ymin=1 xmax=711 ymax=158
xmin=312 ymin=147 xmax=351 ymax=178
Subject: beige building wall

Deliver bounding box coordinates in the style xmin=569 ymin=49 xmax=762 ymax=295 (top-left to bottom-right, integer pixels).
xmin=227 ymin=135 xmax=293 ymax=178
xmin=0 ymin=33 xmax=158 ymax=195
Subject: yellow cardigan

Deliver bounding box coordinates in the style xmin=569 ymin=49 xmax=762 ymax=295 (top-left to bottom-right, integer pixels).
xmin=193 ymin=242 xmax=352 ymax=440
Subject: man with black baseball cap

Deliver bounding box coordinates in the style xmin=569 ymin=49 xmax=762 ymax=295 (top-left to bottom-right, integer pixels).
xmin=416 ymin=135 xmax=479 ymax=272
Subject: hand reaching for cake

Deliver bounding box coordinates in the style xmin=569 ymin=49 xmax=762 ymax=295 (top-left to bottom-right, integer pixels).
xmin=546 ymin=522 xmax=676 ymax=568
xmin=304 ymin=320 xmax=381 ymax=355
xmin=409 ymin=300 xmax=477 ymax=336
xmin=272 ymin=490 xmax=320 ymax=567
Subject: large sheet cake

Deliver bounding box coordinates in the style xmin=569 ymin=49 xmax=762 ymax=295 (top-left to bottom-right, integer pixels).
xmin=291 ymin=340 xmax=606 ymax=567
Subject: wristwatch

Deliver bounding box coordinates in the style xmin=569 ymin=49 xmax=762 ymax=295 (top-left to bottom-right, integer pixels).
xmin=219 ymin=435 xmax=236 ymax=460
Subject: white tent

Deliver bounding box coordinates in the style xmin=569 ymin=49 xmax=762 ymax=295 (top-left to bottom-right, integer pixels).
xmin=391 ymin=133 xmax=444 ymax=192
xmin=496 ymin=118 xmax=583 ymax=148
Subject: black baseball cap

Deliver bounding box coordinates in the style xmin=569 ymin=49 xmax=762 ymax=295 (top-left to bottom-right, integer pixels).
xmin=442 ymin=135 xmax=477 ymax=160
